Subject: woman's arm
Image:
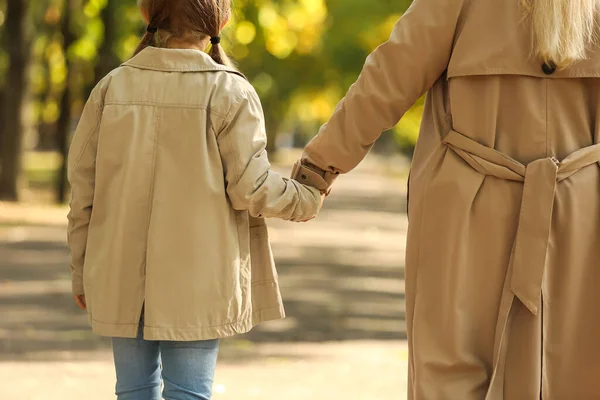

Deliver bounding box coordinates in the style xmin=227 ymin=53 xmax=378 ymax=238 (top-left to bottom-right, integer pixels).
xmin=217 ymin=83 xmax=322 ymax=222
xmin=292 ymin=0 xmax=467 ymax=190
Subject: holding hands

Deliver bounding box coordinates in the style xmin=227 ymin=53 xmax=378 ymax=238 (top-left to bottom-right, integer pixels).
xmin=291 ymin=160 xmax=335 ymax=223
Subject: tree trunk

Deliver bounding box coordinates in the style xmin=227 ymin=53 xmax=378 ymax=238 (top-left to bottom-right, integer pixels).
xmin=83 ymin=0 xmax=118 ymax=104
xmin=264 ymin=103 xmax=283 ymax=154
xmin=265 ymin=118 xmax=279 ymax=153
xmin=94 ymin=0 xmax=119 ymax=83
xmin=55 ymin=0 xmax=75 ymax=204
xmin=0 ymin=0 xmax=30 ymax=201
xmin=0 ymin=94 xmax=4 ymax=156
xmin=37 ymin=43 xmax=54 ymax=151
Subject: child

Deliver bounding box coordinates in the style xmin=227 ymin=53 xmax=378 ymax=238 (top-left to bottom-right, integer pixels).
xmin=66 ymin=0 xmax=324 ymax=399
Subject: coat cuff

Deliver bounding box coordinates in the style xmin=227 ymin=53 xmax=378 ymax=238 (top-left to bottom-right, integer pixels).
xmin=291 ymin=161 xmax=338 ymax=195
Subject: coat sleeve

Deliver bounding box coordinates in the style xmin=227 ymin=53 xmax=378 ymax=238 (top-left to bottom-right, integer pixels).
xmin=217 ymin=83 xmax=322 ymax=221
xmin=292 ymin=0 xmax=466 ymax=190
xmin=66 ymin=85 xmax=103 ymax=295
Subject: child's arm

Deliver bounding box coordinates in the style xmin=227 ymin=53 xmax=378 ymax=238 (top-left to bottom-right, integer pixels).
xmin=217 ymin=84 xmax=322 ymax=222
xmin=66 ymin=86 xmax=103 ymax=296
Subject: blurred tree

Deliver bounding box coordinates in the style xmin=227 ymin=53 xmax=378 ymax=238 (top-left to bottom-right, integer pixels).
xmin=55 ymin=0 xmax=75 ymax=203
xmin=93 ymin=0 xmax=119 ymax=90
xmin=7 ymin=0 xmax=421 ymax=201
xmin=229 ymin=0 xmax=330 ymax=151
xmin=0 ymin=0 xmax=31 ymax=201
xmin=33 ymin=1 xmax=66 ymax=151
xmin=230 ymin=0 xmax=415 ymax=153
xmin=0 ymin=1 xmax=5 ymax=157
xmin=35 ymin=39 xmax=54 ymax=150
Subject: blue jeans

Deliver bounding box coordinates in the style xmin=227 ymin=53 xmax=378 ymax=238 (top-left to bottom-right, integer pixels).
xmin=112 ymin=320 xmax=220 ymax=400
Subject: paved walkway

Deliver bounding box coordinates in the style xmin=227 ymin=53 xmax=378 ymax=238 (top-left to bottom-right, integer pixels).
xmin=0 ymin=154 xmax=410 ymax=400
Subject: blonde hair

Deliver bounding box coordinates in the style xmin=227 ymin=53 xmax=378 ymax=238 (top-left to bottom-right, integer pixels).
xmin=522 ymin=0 xmax=599 ymax=68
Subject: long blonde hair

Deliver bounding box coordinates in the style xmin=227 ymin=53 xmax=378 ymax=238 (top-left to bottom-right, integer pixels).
xmin=522 ymin=0 xmax=599 ymax=68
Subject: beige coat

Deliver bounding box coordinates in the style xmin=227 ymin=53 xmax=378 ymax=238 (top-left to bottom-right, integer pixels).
xmin=67 ymin=47 xmax=321 ymax=341
xmin=293 ymin=0 xmax=600 ymax=398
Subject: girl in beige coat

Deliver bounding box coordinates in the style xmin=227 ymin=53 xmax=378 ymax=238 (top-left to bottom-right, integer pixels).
xmin=293 ymin=0 xmax=600 ymax=398
xmin=66 ymin=0 xmax=322 ymax=398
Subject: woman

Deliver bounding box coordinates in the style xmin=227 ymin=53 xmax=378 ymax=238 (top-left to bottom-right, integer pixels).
xmin=67 ymin=0 xmax=322 ymax=398
xmin=293 ymin=0 xmax=600 ymax=398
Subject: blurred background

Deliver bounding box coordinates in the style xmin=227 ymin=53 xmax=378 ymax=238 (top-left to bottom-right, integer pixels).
xmin=0 ymin=0 xmax=418 ymax=398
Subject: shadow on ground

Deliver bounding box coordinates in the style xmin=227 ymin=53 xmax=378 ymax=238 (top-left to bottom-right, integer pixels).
xmin=245 ymin=243 xmax=406 ymax=343
xmin=0 ymin=184 xmax=407 ymax=361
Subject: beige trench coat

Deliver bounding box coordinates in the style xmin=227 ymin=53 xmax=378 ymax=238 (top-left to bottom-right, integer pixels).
xmin=67 ymin=47 xmax=321 ymax=341
xmin=293 ymin=0 xmax=600 ymax=398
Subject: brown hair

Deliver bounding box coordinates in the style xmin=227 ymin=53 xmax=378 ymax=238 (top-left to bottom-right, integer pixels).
xmin=135 ymin=0 xmax=232 ymax=66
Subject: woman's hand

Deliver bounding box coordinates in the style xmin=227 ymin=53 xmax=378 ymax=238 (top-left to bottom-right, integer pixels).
xmin=74 ymin=294 xmax=87 ymax=311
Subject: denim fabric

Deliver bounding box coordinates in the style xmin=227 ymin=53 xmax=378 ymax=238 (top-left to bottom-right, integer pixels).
xmin=112 ymin=320 xmax=219 ymax=400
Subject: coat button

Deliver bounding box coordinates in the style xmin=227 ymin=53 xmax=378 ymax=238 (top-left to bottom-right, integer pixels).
xmin=542 ymin=62 xmax=556 ymax=75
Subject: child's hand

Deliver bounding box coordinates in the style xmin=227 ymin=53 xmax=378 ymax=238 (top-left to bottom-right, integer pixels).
xmin=74 ymin=294 xmax=87 ymax=311
xmin=298 ymin=193 xmax=326 ymax=223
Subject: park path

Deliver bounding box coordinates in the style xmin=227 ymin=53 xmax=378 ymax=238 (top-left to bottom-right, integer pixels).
xmin=0 ymin=153 xmax=410 ymax=400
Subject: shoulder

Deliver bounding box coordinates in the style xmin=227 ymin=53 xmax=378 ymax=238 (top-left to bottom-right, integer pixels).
xmin=402 ymin=0 xmax=476 ymax=27
xmin=87 ymin=68 xmax=122 ymax=108
xmin=405 ymin=0 xmax=473 ymax=15
xmin=208 ymin=71 xmax=265 ymax=134
xmin=213 ymin=70 xmax=262 ymax=118
xmin=221 ymin=71 xmax=260 ymax=105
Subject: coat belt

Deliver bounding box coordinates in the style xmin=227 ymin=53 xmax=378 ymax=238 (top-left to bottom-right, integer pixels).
xmin=443 ymin=130 xmax=600 ymax=398
xmin=444 ymin=130 xmax=600 ymax=314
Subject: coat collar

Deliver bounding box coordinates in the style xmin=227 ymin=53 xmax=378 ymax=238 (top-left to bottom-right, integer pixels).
xmin=122 ymin=46 xmax=246 ymax=79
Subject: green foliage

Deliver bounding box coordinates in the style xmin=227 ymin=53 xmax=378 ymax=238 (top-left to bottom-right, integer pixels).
xmin=394 ymin=96 xmax=425 ymax=155
xmin=0 ymin=0 xmax=426 ymax=202
xmin=27 ymin=0 xmax=422 ymax=151
xmin=230 ymin=0 xmax=420 ymax=149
